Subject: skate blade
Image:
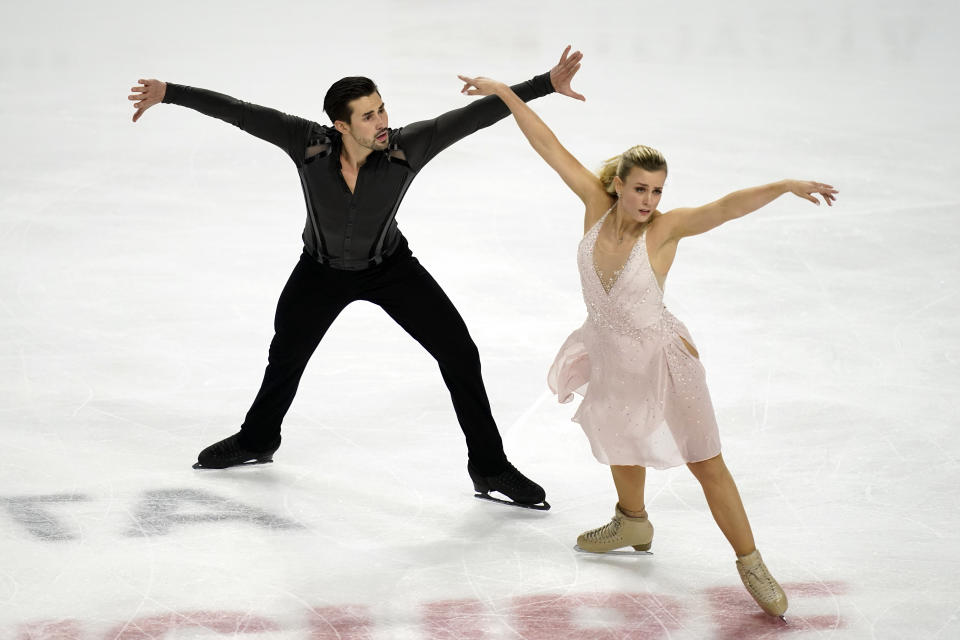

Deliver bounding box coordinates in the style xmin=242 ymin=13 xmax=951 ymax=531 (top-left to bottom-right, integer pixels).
xmin=574 ymin=545 xmax=653 ymax=556
xmin=192 ymin=459 xmax=274 ymax=470
xmin=473 ymin=492 xmax=551 ymax=511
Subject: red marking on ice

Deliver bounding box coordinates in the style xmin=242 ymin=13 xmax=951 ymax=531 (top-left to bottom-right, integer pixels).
xmin=308 ymin=605 xmax=373 ymax=640
xmin=423 ymin=599 xmax=490 ymax=639
xmin=106 ymin=611 xmax=280 ymax=639
xmin=508 ymin=592 xmax=685 ymax=639
xmin=8 ymin=582 xmax=848 ymax=639
xmin=17 ymin=620 xmax=82 ymax=640
xmin=706 ymin=581 xmax=848 ymax=639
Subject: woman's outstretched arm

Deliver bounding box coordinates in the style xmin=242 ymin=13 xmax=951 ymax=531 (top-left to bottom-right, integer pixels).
xmin=458 ymin=48 xmax=608 ymax=208
xmin=663 ymin=180 xmax=838 ymax=240
xmin=645 ymin=180 xmax=838 ymax=282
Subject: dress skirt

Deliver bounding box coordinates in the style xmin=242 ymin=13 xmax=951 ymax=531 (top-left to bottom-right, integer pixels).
xmin=548 ymin=312 xmax=722 ymax=469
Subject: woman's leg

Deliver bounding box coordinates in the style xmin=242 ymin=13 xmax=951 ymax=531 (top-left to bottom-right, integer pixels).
xmin=688 ymin=454 xmax=788 ymax=616
xmin=686 ymin=453 xmax=756 ymax=556
xmin=577 ymin=465 xmax=653 ymax=552
xmin=610 ymin=465 xmax=647 ymax=515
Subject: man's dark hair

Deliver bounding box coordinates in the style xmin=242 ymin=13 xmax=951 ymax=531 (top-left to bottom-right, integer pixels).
xmin=323 ymin=77 xmax=380 ymax=124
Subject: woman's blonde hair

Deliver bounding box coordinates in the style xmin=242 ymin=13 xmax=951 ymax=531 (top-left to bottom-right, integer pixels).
xmin=597 ymin=145 xmax=668 ymax=196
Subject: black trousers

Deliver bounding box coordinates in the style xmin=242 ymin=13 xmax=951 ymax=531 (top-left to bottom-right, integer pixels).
xmin=238 ymin=241 xmax=509 ymax=475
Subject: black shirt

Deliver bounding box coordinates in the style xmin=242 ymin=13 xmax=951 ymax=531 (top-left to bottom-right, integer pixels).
xmin=163 ymin=72 xmax=555 ymax=270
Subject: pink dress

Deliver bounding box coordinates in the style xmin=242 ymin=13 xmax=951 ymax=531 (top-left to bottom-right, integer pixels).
xmin=548 ymin=211 xmax=722 ymax=469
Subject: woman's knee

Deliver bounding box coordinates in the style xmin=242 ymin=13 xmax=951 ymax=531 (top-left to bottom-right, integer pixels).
xmin=611 ymin=464 xmax=646 ymax=480
xmin=687 ymin=454 xmax=728 ymax=485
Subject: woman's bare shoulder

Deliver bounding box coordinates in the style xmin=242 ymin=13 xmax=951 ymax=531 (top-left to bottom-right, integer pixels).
xmin=647 ymin=209 xmax=682 ymax=240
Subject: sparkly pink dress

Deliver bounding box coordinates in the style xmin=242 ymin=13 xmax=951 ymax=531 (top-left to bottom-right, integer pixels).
xmin=548 ymin=212 xmax=722 ymax=469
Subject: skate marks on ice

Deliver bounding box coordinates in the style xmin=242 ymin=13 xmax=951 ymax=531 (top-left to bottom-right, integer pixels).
xmin=15 ymin=612 xmax=281 ymax=640
xmin=0 ymin=489 xmax=304 ymax=541
xmin=11 ymin=582 xmax=849 ymax=639
xmin=705 ymin=580 xmax=848 ymax=639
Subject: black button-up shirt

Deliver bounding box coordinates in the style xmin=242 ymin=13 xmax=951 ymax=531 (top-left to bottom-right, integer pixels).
xmin=163 ymin=72 xmax=555 ymax=270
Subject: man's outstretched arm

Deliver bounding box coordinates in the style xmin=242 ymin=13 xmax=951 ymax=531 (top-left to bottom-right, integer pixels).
xmin=397 ymin=46 xmax=585 ymax=170
xmin=128 ymin=79 xmax=316 ymax=164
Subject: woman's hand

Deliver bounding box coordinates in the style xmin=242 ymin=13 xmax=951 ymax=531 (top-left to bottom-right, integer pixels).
xmin=786 ymin=180 xmax=839 ymax=206
xmin=458 ymin=45 xmax=585 ymax=101
xmin=456 ymin=75 xmax=507 ymax=97
xmin=128 ymin=78 xmax=167 ymax=122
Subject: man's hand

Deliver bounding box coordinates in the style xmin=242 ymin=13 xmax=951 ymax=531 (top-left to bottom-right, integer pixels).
xmin=128 ymin=79 xmax=167 ymax=122
xmin=549 ymin=45 xmax=585 ymax=101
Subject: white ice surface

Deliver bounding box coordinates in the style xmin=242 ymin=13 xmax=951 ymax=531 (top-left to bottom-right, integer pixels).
xmin=2 ymin=1 xmax=959 ymax=638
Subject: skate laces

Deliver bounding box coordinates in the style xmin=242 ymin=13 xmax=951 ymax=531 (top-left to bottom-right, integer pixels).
xmin=583 ymin=515 xmax=623 ymax=543
xmin=742 ymin=562 xmax=781 ymax=603
xmin=205 ymin=433 xmax=276 ymax=459
xmin=492 ymin=464 xmax=535 ymax=491
xmin=209 ymin=435 xmax=242 ymax=455
xmin=496 ymin=466 xmax=524 ymax=490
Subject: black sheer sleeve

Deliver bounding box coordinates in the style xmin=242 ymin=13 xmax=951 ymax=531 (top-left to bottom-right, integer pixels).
xmin=163 ymin=84 xmax=327 ymax=166
xmin=394 ymin=72 xmax=555 ymax=171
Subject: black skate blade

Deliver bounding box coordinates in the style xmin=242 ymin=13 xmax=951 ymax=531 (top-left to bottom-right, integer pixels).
xmin=192 ymin=459 xmax=274 ymax=470
xmin=573 ymin=545 xmax=653 ymax=556
xmin=473 ymin=492 xmax=551 ymax=511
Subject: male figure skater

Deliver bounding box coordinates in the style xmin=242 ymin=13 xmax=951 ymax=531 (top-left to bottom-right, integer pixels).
xmin=128 ymin=47 xmax=586 ymax=509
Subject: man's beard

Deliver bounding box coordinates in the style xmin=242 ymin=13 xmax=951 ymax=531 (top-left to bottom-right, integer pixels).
xmin=354 ymin=130 xmax=389 ymax=151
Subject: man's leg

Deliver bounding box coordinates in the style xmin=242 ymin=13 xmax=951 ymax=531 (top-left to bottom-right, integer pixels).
xmin=196 ymin=255 xmax=349 ymax=468
xmin=240 ymin=255 xmax=351 ymax=447
xmin=365 ymin=256 xmax=505 ymax=471
xmin=364 ymin=255 xmax=546 ymax=505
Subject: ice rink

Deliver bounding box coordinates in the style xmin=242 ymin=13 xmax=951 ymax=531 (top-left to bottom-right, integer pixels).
xmin=2 ymin=1 xmax=959 ymax=638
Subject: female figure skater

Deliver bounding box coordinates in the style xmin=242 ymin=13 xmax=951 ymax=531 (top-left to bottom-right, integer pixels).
xmin=457 ymin=51 xmax=837 ymax=618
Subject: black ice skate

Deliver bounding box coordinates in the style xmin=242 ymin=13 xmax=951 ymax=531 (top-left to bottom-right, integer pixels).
xmin=468 ymin=461 xmax=550 ymax=510
xmin=192 ymin=432 xmax=281 ymax=469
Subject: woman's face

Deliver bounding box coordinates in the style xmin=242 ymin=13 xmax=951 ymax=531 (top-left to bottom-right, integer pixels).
xmin=614 ymin=167 xmax=666 ymax=222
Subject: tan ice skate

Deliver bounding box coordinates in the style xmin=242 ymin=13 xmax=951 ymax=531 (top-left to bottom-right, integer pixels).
xmin=736 ymin=549 xmax=788 ymax=618
xmin=575 ymin=504 xmax=653 ymax=555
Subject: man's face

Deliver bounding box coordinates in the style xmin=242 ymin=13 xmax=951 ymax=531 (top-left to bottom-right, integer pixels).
xmin=339 ymin=92 xmax=389 ymax=151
